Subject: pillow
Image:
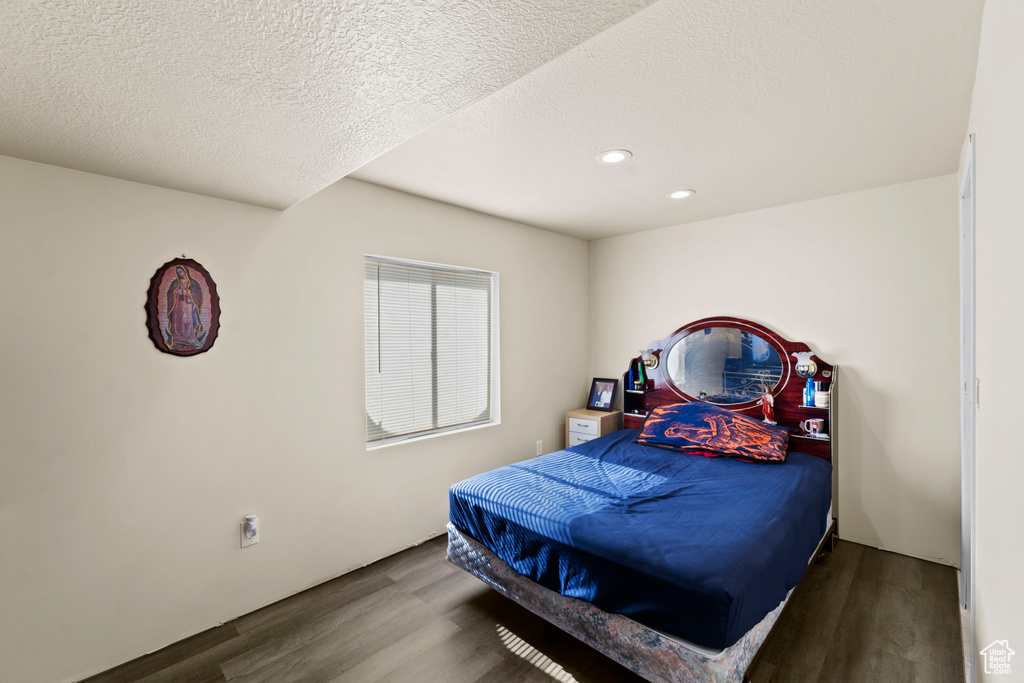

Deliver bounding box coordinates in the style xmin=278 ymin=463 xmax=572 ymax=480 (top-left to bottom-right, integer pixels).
xmin=635 ymin=402 xmax=789 ymax=463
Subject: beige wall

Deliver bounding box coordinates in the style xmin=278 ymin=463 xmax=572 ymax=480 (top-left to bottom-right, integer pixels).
xmin=965 ymin=0 xmax=1024 ymax=675
xmin=589 ymin=175 xmax=960 ymax=567
xmin=0 ymin=156 xmax=589 ymax=683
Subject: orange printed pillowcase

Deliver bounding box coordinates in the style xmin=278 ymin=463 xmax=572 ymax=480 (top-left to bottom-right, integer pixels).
xmin=635 ymin=402 xmax=789 ymax=463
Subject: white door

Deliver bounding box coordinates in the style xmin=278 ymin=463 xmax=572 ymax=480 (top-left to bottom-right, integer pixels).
xmin=960 ymin=134 xmax=976 ymax=619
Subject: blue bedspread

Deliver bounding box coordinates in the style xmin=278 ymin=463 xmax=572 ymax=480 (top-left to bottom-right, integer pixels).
xmin=448 ymin=429 xmax=832 ymax=649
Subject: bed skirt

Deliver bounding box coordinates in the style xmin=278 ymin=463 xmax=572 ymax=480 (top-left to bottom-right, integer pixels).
xmin=447 ymin=522 xmax=792 ymax=683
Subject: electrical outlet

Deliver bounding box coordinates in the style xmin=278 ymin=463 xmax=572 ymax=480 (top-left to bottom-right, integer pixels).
xmin=536 ymin=440 xmax=543 ymax=456
xmin=241 ymin=515 xmax=259 ymax=548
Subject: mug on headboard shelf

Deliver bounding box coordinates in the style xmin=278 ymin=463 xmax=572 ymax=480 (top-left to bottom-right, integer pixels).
xmin=800 ymin=418 xmax=826 ymax=437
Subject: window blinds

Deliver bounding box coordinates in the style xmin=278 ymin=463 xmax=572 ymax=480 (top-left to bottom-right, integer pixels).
xmin=364 ymin=256 xmax=495 ymax=447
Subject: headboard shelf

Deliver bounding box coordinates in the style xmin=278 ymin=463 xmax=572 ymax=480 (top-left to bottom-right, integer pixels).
xmin=623 ymin=316 xmax=837 ymax=464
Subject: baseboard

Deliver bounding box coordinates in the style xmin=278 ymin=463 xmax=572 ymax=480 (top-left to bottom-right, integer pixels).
xmin=837 ymin=533 xmax=959 ymax=568
xmin=960 ymin=603 xmax=971 ymax=683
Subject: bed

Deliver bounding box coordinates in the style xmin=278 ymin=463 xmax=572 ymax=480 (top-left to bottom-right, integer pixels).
xmin=447 ymin=317 xmax=837 ymax=682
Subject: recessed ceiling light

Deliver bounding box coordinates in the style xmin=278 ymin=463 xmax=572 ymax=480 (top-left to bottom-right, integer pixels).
xmin=667 ymin=189 xmax=695 ymax=200
xmin=597 ymin=149 xmax=632 ymax=164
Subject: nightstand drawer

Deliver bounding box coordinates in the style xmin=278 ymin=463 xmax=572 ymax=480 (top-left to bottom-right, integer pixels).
xmin=564 ymin=409 xmax=621 ymax=450
xmin=567 ymin=418 xmax=599 ymax=436
xmin=568 ymin=432 xmax=596 ymax=446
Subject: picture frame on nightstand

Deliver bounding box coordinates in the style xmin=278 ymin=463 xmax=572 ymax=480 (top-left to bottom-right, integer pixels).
xmin=586 ymin=378 xmax=618 ymax=412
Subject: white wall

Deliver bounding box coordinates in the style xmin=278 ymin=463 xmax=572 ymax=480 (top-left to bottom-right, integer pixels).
xmin=965 ymin=0 xmax=1024 ymax=675
xmin=589 ymin=175 xmax=960 ymax=566
xmin=0 ymin=156 xmax=589 ymax=683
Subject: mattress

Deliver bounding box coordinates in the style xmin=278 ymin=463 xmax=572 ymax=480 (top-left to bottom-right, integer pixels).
xmin=447 ymin=523 xmax=795 ymax=683
xmin=448 ymin=429 xmax=832 ymax=649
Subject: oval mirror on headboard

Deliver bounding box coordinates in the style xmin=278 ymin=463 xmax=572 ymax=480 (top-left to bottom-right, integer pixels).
xmin=663 ymin=325 xmax=785 ymax=405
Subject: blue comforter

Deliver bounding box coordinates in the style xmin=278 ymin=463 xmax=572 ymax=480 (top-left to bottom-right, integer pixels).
xmin=448 ymin=429 xmax=832 ymax=649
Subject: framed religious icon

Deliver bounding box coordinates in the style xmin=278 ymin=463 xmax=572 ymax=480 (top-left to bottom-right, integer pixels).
xmin=145 ymin=258 xmax=220 ymax=356
xmin=586 ymin=377 xmax=618 ymax=412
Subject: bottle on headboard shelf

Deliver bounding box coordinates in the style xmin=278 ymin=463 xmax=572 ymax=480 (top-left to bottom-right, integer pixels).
xmin=804 ymin=377 xmax=816 ymax=407
xmin=629 ymin=358 xmax=645 ymax=391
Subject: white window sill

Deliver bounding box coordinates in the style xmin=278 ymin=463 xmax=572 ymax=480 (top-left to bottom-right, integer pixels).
xmin=366 ymin=418 xmax=500 ymax=451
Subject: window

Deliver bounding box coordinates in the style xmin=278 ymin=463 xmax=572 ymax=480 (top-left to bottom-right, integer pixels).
xmin=364 ymin=255 xmax=499 ymax=448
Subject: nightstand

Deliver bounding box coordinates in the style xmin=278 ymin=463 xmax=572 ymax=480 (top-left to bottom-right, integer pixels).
xmin=565 ymin=409 xmax=622 ymax=448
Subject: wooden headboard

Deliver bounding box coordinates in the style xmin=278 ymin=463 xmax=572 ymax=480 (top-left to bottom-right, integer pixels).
xmin=622 ymin=316 xmax=836 ymax=463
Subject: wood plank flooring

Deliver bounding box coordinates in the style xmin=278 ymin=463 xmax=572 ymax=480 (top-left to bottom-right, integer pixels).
xmin=82 ymin=537 xmax=963 ymax=683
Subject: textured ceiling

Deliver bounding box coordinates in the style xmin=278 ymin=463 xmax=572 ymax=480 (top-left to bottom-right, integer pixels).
xmin=0 ymin=0 xmax=655 ymax=209
xmin=353 ymin=0 xmax=984 ymax=240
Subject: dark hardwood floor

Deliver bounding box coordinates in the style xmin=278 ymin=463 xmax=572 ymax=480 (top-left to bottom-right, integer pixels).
xmin=82 ymin=537 xmax=963 ymax=683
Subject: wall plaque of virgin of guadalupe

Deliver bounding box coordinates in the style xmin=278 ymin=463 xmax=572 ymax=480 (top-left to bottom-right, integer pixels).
xmin=145 ymin=258 xmax=220 ymax=356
